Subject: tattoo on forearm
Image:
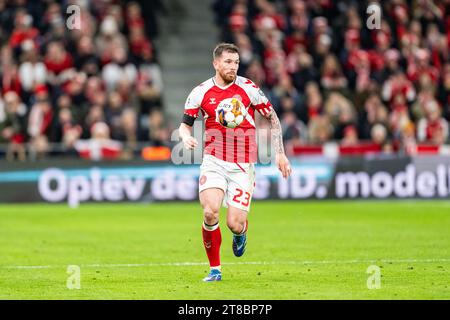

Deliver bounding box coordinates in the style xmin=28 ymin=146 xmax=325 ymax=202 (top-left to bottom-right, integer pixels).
xmin=267 ymin=111 xmax=285 ymax=154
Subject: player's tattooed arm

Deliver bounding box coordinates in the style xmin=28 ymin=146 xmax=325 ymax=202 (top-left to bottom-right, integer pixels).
xmin=266 ymin=110 xmax=285 ymax=155
xmin=266 ymin=110 xmax=292 ymax=179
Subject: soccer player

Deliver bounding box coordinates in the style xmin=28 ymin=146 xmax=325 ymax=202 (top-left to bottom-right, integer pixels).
xmin=179 ymin=43 xmax=292 ymax=282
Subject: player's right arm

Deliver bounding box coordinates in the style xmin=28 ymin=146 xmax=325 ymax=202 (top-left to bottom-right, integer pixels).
xmin=179 ymin=86 xmax=202 ymax=150
xmin=179 ymin=122 xmax=198 ymax=150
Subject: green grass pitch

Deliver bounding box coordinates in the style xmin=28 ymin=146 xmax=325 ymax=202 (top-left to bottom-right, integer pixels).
xmin=0 ymin=201 xmax=449 ymax=299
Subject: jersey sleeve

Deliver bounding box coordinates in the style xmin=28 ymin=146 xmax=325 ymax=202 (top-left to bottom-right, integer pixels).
xmin=182 ymin=86 xmax=203 ymax=126
xmin=184 ymin=87 xmax=202 ymax=119
xmin=245 ymin=79 xmax=274 ymax=117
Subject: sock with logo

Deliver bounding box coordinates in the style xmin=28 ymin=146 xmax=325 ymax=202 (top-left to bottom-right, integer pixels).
xmin=202 ymin=221 xmax=222 ymax=270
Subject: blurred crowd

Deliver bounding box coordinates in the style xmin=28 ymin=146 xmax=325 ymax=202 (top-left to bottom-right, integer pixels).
xmin=213 ymin=0 xmax=450 ymax=155
xmin=0 ymin=0 xmax=168 ymax=161
xmin=1 ymin=0 xmax=450 ymax=162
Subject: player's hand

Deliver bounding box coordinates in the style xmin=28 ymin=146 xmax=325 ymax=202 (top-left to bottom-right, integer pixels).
xmin=182 ymin=136 xmax=198 ymax=150
xmin=276 ymin=153 xmax=292 ymax=179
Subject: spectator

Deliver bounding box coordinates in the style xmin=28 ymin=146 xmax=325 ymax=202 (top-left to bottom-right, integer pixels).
xmin=136 ymin=43 xmax=163 ymax=115
xmin=438 ymin=64 xmax=450 ymax=121
xmin=27 ymin=86 xmax=53 ymax=159
xmin=308 ymin=115 xmax=333 ymax=144
xmin=212 ymin=0 xmax=449 ymax=154
xmin=324 ymin=92 xmax=356 ymax=139
xmin=9 ymin=9 xmax=39 ymax=52
xmin=281 ymin=111 xmax=308 ymax=155
xmin=96 ymin=15 xmax=128 ymax=65
xmin=44 ymin=40 xmax=74 ymax=86
xmin=51 ymin=108 xmax=82 ymax=149
xmin=341 ymin=125 xmax=359 ymax=146
xmin=102 ymin=46 xmax=137 ymax=92
xmin=18 ymin=40 xmax=47 ymax=95
xmin=299 ymin=81 xmax=323 ymax=124
xmin=74 ymin=121 xmax=122 ymax=161
xmin=0 ymin=1 xmax=165 ymax=161
xmin=0 ymin=91 xmax=27 ymax=161
xmin=417 ymin=100 xmax=449 ymax=144
xmin=1 ymin=46 xmax=21 ymax=96
xmin=371 ymin=123 xmax=388 ymax=148
xmin=320 ymin=53 xmax=348 ymax=93
xmin=74 ymin=35 xmax=100 ymax=76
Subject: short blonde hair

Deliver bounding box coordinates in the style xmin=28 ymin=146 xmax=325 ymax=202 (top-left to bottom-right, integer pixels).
xmin=213 ymin=43 xmax=239 ymax=60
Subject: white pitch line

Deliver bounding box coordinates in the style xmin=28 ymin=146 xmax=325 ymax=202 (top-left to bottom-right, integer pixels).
xmin=1 ymin=258 xmax=450 ymax=270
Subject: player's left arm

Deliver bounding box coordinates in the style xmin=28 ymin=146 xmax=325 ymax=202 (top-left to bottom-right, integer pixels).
xmin=245 ymin=78 xmax=292 ymax=179
xmin=265 ymin=110 xmax=292 ymax=179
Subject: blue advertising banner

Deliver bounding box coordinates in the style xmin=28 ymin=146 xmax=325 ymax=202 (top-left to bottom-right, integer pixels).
xmin=0 ymin=155 xmax=449 ymax=205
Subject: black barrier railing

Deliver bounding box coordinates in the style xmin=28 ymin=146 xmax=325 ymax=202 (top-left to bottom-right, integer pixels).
xmin=0 ymin=142 xmax=149 ymax=161
xmin=1 ymin=141 xmax=449 ymax=162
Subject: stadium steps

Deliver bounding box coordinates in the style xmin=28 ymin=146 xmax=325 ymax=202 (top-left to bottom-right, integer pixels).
xmin=155 ymin=0 xmax=218 ymax=127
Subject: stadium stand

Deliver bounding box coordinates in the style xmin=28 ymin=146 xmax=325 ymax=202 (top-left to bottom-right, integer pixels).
xmin=0 ymin=0 xmax=168 ymax=161
xmin=0 ymin=0 xmax=449 ymax=161
xmin=213 ymin=0 xmax=450 ymax=157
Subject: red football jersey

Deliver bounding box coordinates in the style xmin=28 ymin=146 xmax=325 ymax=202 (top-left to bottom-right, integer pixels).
xmin=184 ymin=76 xmax=273 ymax=163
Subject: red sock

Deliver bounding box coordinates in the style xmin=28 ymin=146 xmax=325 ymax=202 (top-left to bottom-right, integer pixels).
xmin=202 ymin=222 xmax=222 ymax=268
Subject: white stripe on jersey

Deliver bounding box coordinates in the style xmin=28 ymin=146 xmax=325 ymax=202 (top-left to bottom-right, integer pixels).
xmin=235 ymin=76 xmax=270 ymax=106
xmin=241 ymin=102 xmax=256 ymax=127
xmin=184 ymin=78 xmax=215 ymax=111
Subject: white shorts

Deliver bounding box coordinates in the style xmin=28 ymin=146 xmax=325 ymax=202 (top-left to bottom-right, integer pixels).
xmin=199 ymin=154 xmax=256 ymax=212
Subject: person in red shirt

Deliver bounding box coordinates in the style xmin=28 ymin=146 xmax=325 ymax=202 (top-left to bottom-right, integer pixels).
xmin=9 ymin=10 xmax=39 ymax=51
xmin=178 ymin=43 xmax=291 ymax=282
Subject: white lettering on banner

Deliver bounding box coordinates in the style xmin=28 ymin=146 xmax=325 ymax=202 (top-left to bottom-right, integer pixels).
xmin=278 ymin=175 xmax=289 ymax=199
xmin=150 ymin=172 xmax=197 ymax=201
xmin=371 ymin=172 xmax=393 ymax=198
xmin=91 ymin=169 xmax=103 ymax=201
xmin=103 ymin=176 xmax=123 ymax=201
xmin=151 ymin=172 xmax=175 ymax=200
xmin=393 ymin=165 xmax=415 ymax=197
xmin=123 ymin=179 xmax=146 ymax=200
xmin=315 ymin=186 xmax=327 ymax=198
xmin=39 ymin=168 xmax=146 ymax=207
xmin=175 ymin=176 xmax=197 ymax=200
xmin=290 ymin=171 xmax=317 ymax=198
xmin=416 ymin=172 xmax=436 ymax=198
xmin=276 ymin=170 xmax=323 ymax=199
xmin=336 ymin=172 xmax=371 ymax=198
xmin=38 ymin=168 xmax=67 ymax=202
xmin=36 ymin=163 xmax=450 ymax=204
xmin=336 ymin=164 xmax=450 ymax=198
xmin=437 ymin=165 xmax=448 ymax=197
xmin=253 ymin=176 xmax=270 ymax=199
xmin=68 ymin=176 xmax=91 ymax=208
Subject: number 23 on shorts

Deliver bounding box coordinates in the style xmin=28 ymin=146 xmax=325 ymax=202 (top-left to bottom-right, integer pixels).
xmin=232 ymin=188 xmax=251 ymax=207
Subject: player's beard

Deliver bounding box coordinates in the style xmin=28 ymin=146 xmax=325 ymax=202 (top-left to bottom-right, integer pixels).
xmin=219 ymin=70 xmax=236 ymax=84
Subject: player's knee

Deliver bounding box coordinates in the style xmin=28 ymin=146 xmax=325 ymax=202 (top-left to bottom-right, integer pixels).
xmin=202 ymin=204 xmax=220 ymax=224
xmin=227 ymin=219 xmax=244 ymax=234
